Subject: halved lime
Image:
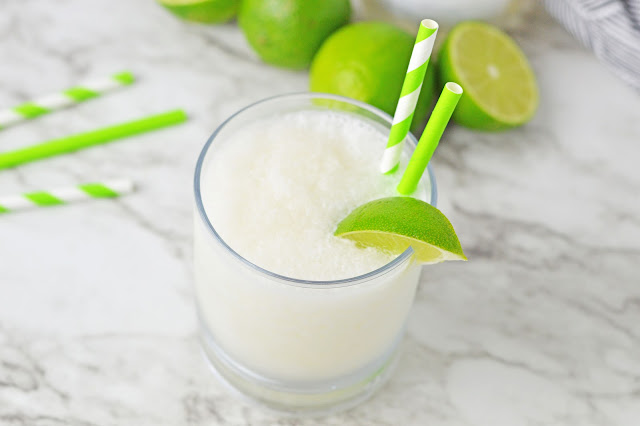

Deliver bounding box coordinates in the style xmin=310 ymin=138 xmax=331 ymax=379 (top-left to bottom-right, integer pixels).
xmin=334 ymin=197 xmax=466 ymax=264
xmin=157 ymin=0 xmax=238 ymax=24
xmin=438 ymin=21 xmax=539 ymax=130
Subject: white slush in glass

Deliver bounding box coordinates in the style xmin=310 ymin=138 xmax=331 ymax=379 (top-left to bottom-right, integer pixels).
xmin=193 ymin=93 xmax=436 ymax=413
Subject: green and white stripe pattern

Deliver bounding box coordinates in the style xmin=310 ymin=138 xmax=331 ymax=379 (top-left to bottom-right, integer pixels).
xmin=0 ymin=179 xmax=134 ymax=214
xmin=0 ymin=71 xmax=135 ymax=130
xmin=380 ymin=19 xmax=438 ymax=174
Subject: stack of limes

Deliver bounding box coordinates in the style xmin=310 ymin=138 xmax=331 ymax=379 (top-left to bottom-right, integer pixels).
xmin=157 ymin=0 xmax=539 ymax=130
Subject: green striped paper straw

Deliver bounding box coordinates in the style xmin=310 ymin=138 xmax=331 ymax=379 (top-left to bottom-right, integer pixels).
xmin=0 ymin=109 xmax=187 ymax=170
xmin=397 ymin=82 xmax=463 ymax=195
xmin=0 ymin=179 xmax=134 ymax=214
xmin=0 ymin=71 xmax=135 ymax=130
xmin=380 ymin=19 xmax=438 ymax=174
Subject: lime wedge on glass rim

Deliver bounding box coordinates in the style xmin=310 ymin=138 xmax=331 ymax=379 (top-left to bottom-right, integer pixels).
xmin=334 ymin=197 xmax=466 ymax=264
xmin=438 ymin=21 xmax=539 ymax=130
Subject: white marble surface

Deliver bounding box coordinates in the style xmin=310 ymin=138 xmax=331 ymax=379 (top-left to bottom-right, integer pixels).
xmin=1 ymin=1 xmax=640 ymax=425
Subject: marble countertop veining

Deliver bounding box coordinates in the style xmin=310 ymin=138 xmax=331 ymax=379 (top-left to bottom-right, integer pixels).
xmin=1 ymin=1 xmax=639 ymax=425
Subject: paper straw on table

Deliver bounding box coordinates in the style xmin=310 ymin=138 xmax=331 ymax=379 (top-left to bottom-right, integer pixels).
xmin=0 ymin=179 xmax=134 ymax=214
xmin=397 ymin=82 xmax=463 ymax=195
xmin=0 ymin=71 xmax=135 ymax=130
xmin=380 ymin=19 xmax=438 ymax=174
xmin=0 ymin=109 xmax=187 ymax=170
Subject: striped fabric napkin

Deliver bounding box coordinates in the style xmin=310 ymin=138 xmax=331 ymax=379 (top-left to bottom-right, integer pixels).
xmin=544 ymin=0 xmax=640 ymax=90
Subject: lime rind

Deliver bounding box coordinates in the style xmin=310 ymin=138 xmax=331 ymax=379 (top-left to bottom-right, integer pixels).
xmin=337 ymin=230 xmax=467 ymax=264
xmin=158 ymin=0 xmax=238 ymax=24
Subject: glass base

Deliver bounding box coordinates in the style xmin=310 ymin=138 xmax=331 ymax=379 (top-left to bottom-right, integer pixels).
xmin=198 ymin=324 xmax=401 ymax=416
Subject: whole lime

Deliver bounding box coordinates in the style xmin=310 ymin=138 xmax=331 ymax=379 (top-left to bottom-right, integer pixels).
xmin=310 ymin=22 xmax=435 ymax=131
xmin=157 ymin=0 xmax=239 ymax=24
xmin=239 ymin=0 xmax=351 ymax=70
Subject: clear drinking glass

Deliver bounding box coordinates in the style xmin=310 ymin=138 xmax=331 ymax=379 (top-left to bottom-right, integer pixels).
xmin=193 ymin=93 xmax=437 ymax=414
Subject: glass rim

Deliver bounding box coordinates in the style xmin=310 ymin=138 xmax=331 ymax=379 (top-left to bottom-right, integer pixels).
xmin=194 ymin=92 xmax=438 ymax=288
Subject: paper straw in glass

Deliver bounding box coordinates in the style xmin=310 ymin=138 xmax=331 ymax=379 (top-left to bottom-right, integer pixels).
xmin=380 ymin=19 xmax=438 ymax=174
xmin=397 ymin=82 xmax=463 ymax=195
